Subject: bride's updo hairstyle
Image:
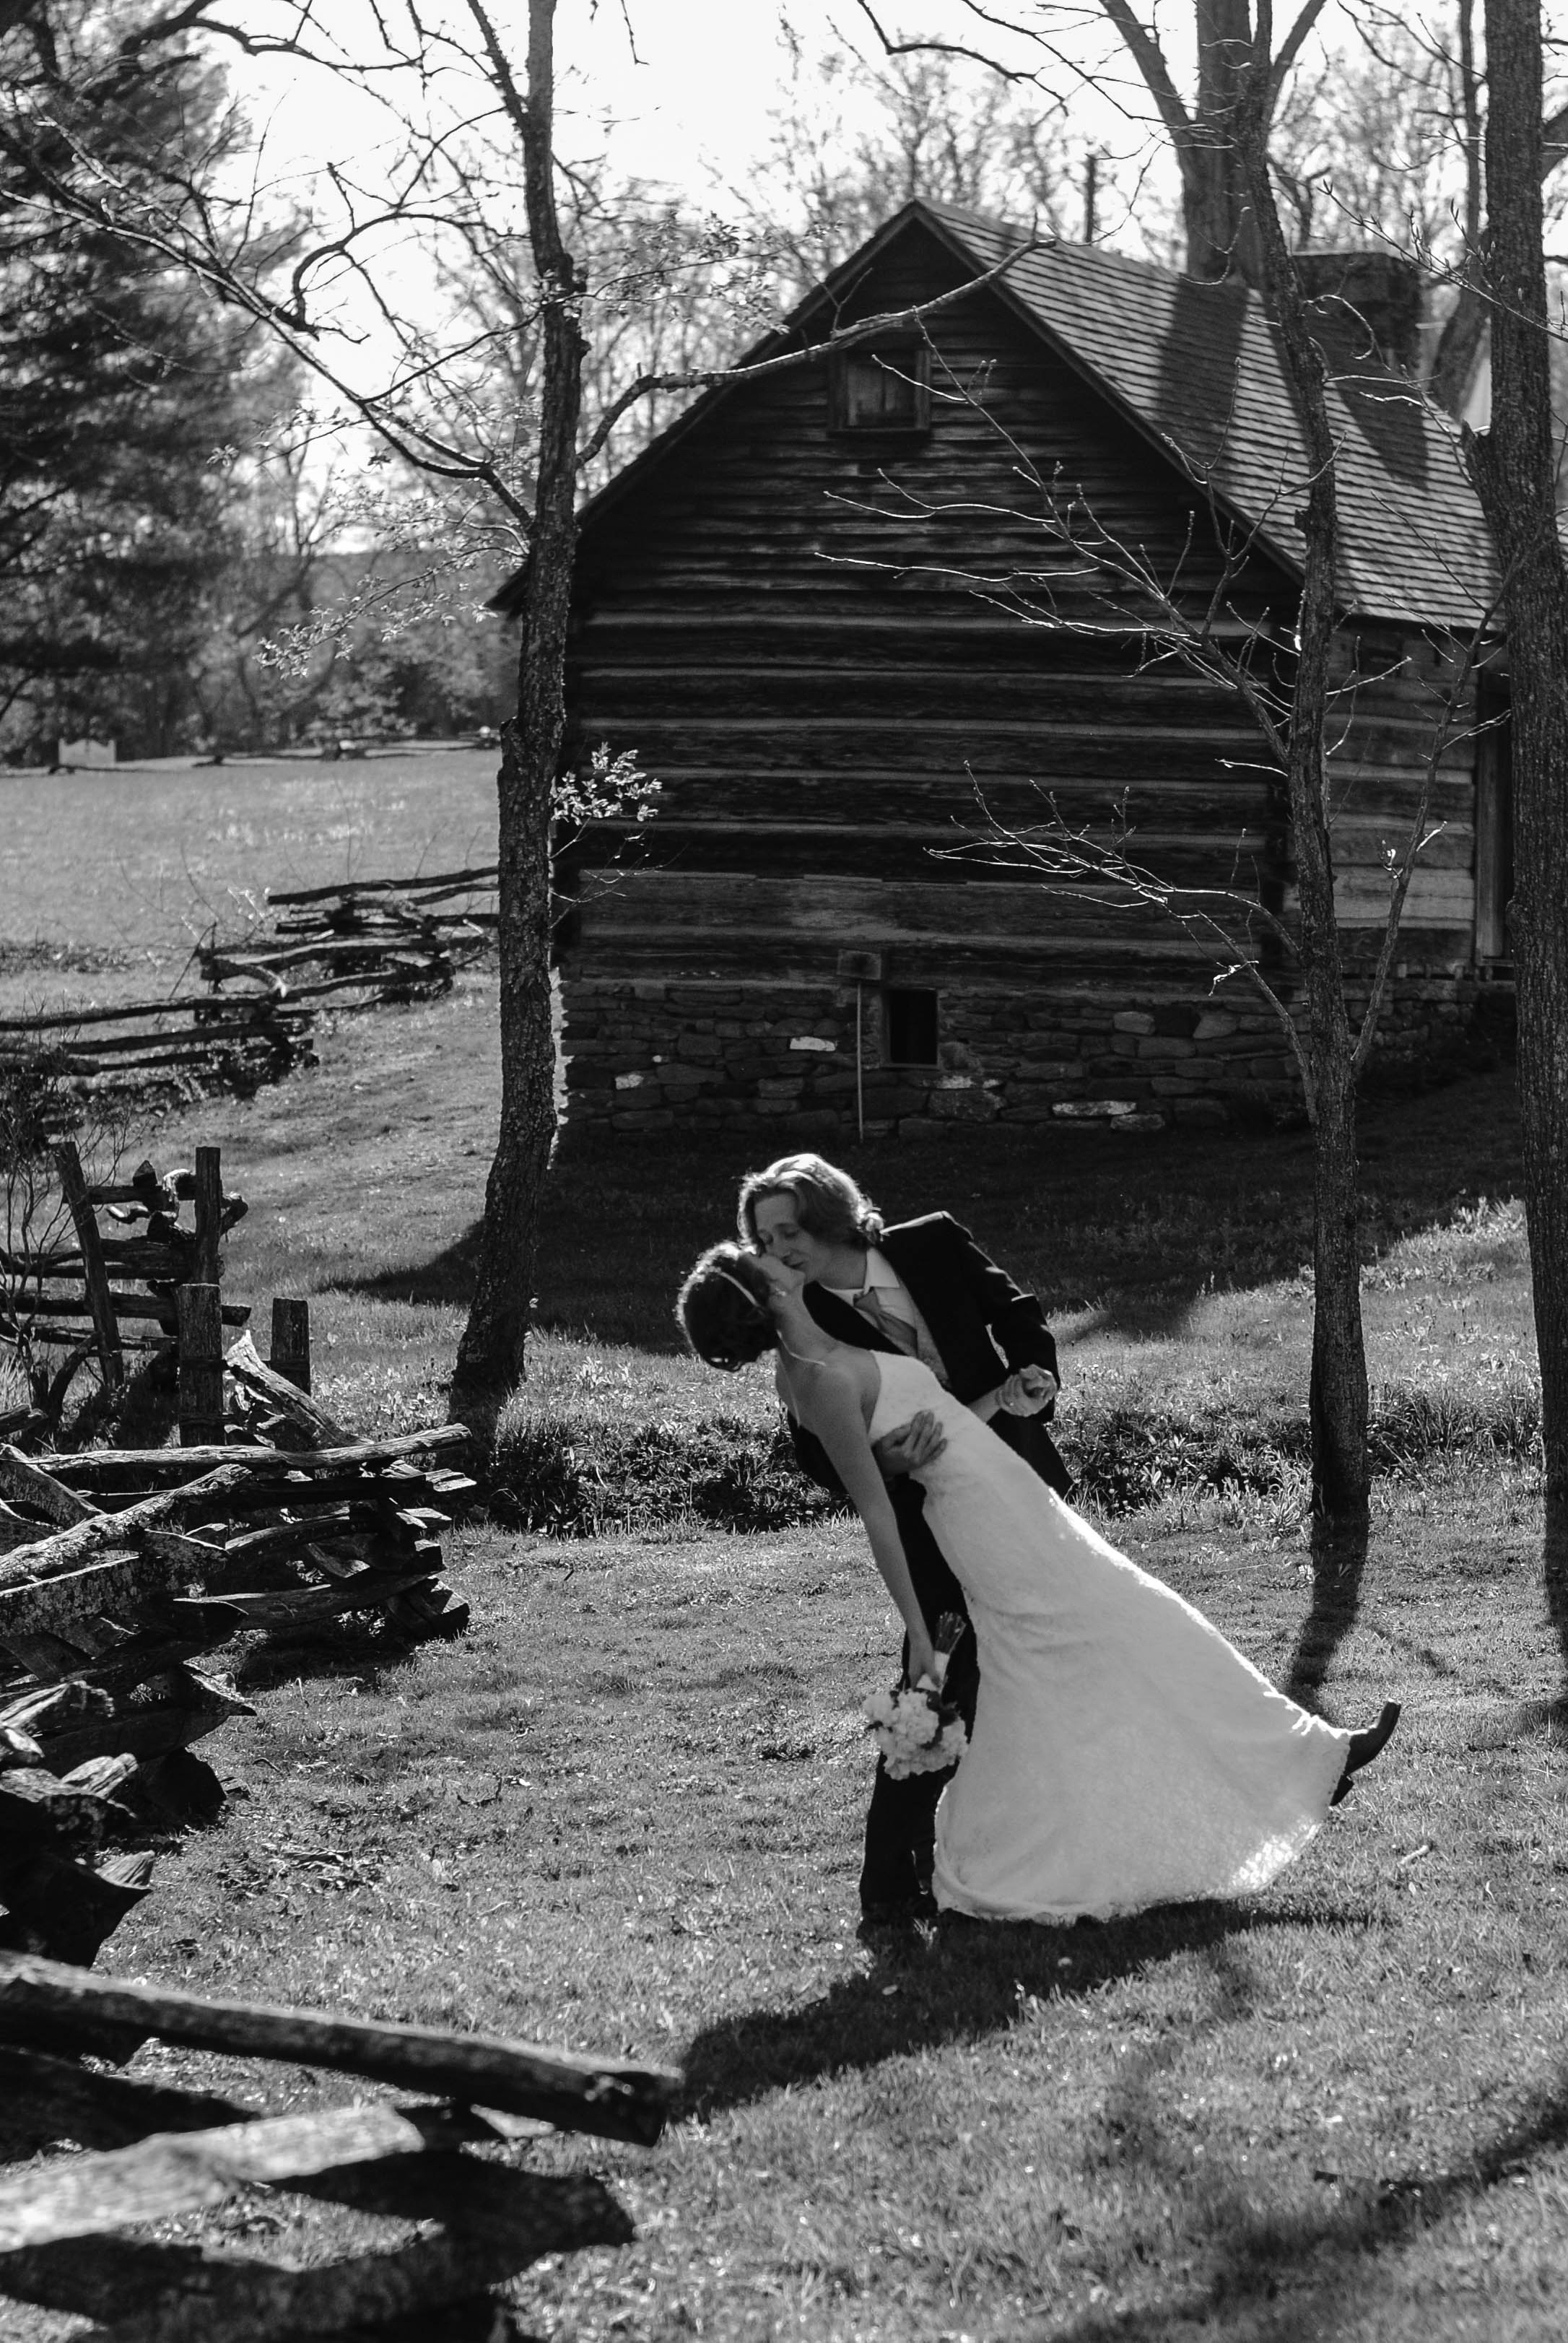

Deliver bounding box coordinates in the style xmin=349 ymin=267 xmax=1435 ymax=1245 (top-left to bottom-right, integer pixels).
xmin=736 ymin=1152 xmax=884 ymax=1251
xmin=676 ymin=1243 xmax=778 ymax=1370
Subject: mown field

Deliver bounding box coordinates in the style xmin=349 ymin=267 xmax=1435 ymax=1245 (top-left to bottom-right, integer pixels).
xmin=4 ymin=755 xmax=1566 ymax=2341
xmin=0 ymin=746 xmax=497 ymax=999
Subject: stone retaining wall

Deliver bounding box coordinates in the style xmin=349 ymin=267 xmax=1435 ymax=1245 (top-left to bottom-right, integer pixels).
xmin=560 ymin=957 xmax=1485 ymax=1143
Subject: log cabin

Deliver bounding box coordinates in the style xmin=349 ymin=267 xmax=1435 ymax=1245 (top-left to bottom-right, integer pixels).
xmin=497 ymin=198 xmax=1502 ymax=1144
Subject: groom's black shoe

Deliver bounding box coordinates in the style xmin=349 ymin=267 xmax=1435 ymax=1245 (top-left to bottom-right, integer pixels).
xmin=858 ymin=1892 xmax=937 ymax=1939
xmin=1330 ymin=1701 xmax=1401 ymax=1807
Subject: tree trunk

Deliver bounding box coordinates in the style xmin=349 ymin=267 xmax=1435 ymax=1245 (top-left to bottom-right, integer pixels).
xmin=453 ymin=0 xmax=584 ymax=1402
xmin=1180 ymin=0 xmax=1263 ymax=282
xmin=1236 ymin=57 xmax=1370 ymax=1526
xmin=1471 ymin=0 xmax=1568 ymax=1558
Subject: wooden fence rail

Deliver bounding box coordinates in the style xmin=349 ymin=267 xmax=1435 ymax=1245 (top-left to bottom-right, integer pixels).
xmin=0 ymin=1952 xmax=679 ymax=2342
xmin=199 ymin=865 xmax=499 ymax=1012
xmin=0 ymin=996 xmax=315 ymax=1120
xmin=0 ymin=1362 xmax=477 ymax=1963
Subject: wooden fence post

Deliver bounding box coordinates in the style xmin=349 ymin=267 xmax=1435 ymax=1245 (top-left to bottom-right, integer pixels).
xmin=269 ymin=1298 xmax=311 ymax=1394
xmin=51 ymin=1143 xmax=124 ymax=1400
xmin=191 ymin=1147 xmax=223 ymax=1288
xmin=176 ymin=1287 xmax=224 ymax=1448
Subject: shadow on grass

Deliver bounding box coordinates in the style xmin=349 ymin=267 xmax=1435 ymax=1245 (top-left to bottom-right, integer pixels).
xmin=332 ymin=1222 xmax=484 ymax=1308
xmin=1027 ymin=2051 xmax=1568 ymax=2342
xmin=227 ymin=1620 xmax=428 ymax=1696
xmin=1284 ymin=1514 xmax=1370 ymax=1705
xmin=682 ymin=1898 xmax=1377 ymax=2124
xmin=1520 ymin=1490 xmax=1568 ymax=1742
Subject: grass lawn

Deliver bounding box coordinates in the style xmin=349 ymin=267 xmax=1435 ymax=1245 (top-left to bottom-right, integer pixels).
xmin=6 ymin=757 xmax=1565 ymax=2335
xmin=0 ymin=747 xmax=498 ymax=1008
xmin=30 ymin=1464 xmax=1559 ymax=2343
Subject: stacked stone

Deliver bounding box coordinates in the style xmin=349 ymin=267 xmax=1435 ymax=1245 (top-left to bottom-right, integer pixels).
xmin=559 ymin=957 xmax=1481 ymax=1143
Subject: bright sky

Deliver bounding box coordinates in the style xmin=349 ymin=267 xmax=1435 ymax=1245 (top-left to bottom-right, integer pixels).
xmin=245 ymin=0 xmax=1135 ymax=214
xmin=554 ymin=0 xmax=844 ymax=190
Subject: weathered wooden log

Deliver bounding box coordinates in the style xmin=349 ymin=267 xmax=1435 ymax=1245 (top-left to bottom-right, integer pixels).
xmin=0 ymin=1549 xmax=218 ymax=1641
xmin=0 ymin=1620 xmax=103 ymax=1677
xmin=0 ymin=1466 xmax=249 ymax=1593
xmin=44 ymin=1427 xmax=470 ymax=1481
xmin=35 ymin=1689 xmax=248 ymax=1774
xmin=86 ymin=1170 xmax=179 ymax=1211
xmin=0 ymin=1765 xmax=131 ymax=1856
xmin=7 ymin=1292 xmax=250 ymax=1325
xmin=267 ymin=863 xmax=499 ymax=906
xmin=198 ymin=1470 xmax=448 ymax=1515
xmin=0 ymin=1955 xmax=682 ymax=2141
xmin=0 ymin=1502 xmax=49 ymax=1556
xmin=191 ymin=1147 xmax=223 ymax=1287
xmin=3 ymin=1238 xmax=197 ymax=1279
xmin=177 ymin=1285 xmax=225 ymax=1448
xmin=2 ymin=1614 xmax=232 ymax=1692
xmin=0 ymin=2100 xmax=526 ymax=2247
xmin=53 ymin=1142 xmax=124 ymax=1398
xmin=0 ymin=2167 xmax=631 ymax=2341
xmin=11 ymin=1323 xmax=173 ymax=1354
xmin=169 ymin=1564 xmax=440 ymax=1631
xmin=46 ymin=1025 xmax=299 ymax=1062
xmin=1 ymin=1679 xmax=112 ymax=1744
xmin=0 ymin=1448 xmax=98 ymax=1526
xmin=261 ymin=1305 xmax=317 ymax=1406
xmin=136 ymin=1528 xmax=227 ymax=1570
xmin=0 ymin=999 xmax=250 ymax=1035
xmin=219 ymin=1510 xmax=363 ymax=1561
xmin=61 ymin=1752 xmax=139 ymax=1797
xmin=385 ymin=1582 xmax=470 ymax=1641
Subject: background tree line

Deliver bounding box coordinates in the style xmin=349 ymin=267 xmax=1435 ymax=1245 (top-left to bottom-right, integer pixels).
xmin=19 ymin=4 xmax=1559 ymax=765
xmin=4 ymin=0 xmax=1567 ymax=1546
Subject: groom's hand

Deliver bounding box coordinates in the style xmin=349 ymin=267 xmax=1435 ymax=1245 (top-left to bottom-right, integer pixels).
xmin=996 ymin=1365 xmax=1059 ymax=1417
xmin=872 ymin=1410 xmax=946 ymax=1479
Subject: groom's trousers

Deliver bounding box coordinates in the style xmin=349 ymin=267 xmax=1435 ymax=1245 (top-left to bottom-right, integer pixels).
xmin=859 ymin=1477 xmax=982 ymax=1911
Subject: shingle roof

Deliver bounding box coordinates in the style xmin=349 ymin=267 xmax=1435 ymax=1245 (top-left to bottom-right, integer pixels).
xmin=517 ymin=197 xmax=1494 ymax=635
xmin=879 ymin=200 xmax=1496 ymax=633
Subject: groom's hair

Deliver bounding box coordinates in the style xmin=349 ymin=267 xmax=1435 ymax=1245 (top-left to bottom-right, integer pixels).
xmin=736 ymin=1153 xmax=884 ymax=1251
xmin=676 ymin=1243 xmax=776 ymax=1370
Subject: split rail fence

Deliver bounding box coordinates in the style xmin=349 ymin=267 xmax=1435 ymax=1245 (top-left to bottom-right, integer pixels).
xmin=0 ymin=1399 xmax=476 ymax=1965
xmin=2 ymin=1137 xmax=478 ymax=1964
xmin=2 ymin=1139 xmax=249 ymax=1429
xmin=0 ymin=996 xmax=315 ymax=1125
xmin=0 ymin=1951 xmax=679 ymax=2341
xmin=200 ymin=866 xmax=498 ymax=1011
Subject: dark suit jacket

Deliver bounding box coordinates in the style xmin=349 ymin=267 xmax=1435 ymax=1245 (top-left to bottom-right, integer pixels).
xmin=787 ymin=1212 xmax=1073 ymax=1625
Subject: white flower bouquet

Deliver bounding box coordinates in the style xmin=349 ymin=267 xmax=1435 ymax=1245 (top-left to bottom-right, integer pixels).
xmin=864 ymin=1613 xmax=970 ymax=1780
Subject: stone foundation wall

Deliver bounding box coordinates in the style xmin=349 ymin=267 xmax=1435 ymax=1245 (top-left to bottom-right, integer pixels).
xmin=560 ymin=959 xmax=1484 ymax=1143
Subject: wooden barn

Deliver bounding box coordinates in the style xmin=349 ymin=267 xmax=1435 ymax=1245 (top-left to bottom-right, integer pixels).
xmin=515 ymin=198 xmax=1502 ymax=1143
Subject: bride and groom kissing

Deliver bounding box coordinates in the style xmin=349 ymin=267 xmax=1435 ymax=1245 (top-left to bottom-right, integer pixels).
xmin=677 ymin=1151 xmax=1401 ymax=1933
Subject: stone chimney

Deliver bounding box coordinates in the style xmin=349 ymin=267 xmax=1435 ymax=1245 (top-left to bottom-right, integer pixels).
xmin=1294 ymin=250 xmax=1424 ymax=377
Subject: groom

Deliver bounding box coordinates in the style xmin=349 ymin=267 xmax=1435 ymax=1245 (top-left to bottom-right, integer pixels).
xmin=738 ymin=1151 xmax=1071 ymax=1927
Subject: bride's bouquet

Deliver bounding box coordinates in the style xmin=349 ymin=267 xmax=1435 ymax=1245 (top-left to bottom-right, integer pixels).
xmin=864 ymin=1613 xmax=970 ymax=1779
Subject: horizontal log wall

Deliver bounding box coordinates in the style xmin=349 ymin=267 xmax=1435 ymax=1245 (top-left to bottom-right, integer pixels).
xmin=559 ymin=222 xmax=1487 ymax=1139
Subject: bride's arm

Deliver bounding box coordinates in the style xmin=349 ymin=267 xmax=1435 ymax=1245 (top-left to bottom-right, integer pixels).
xmin=796 ymin=1366 xmax=938 ymax=1685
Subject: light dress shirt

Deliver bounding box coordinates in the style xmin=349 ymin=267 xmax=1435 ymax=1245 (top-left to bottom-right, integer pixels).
xmin=825 ymin=1248 xmax=951 ymax=1388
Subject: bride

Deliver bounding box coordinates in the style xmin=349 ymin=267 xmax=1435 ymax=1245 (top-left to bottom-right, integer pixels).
xmin=677 ymin=1241 xmax=1399 ymax=1926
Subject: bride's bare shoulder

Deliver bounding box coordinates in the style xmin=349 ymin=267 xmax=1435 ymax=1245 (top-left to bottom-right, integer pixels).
xmin=779 ymin=1345 xmax=879 ymax=1428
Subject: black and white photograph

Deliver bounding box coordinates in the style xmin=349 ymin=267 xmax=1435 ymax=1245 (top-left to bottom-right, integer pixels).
xmin=1 ymin=0 xmax=1564 ymax=2335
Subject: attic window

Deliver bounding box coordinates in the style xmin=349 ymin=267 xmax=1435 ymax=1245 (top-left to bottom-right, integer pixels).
xmin=832 ymin=343 xmax=931 ymax=434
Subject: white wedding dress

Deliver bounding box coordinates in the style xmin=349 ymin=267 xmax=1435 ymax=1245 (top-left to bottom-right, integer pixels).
xmin=867 ymin=1352 xmax=1352 ymax=1923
